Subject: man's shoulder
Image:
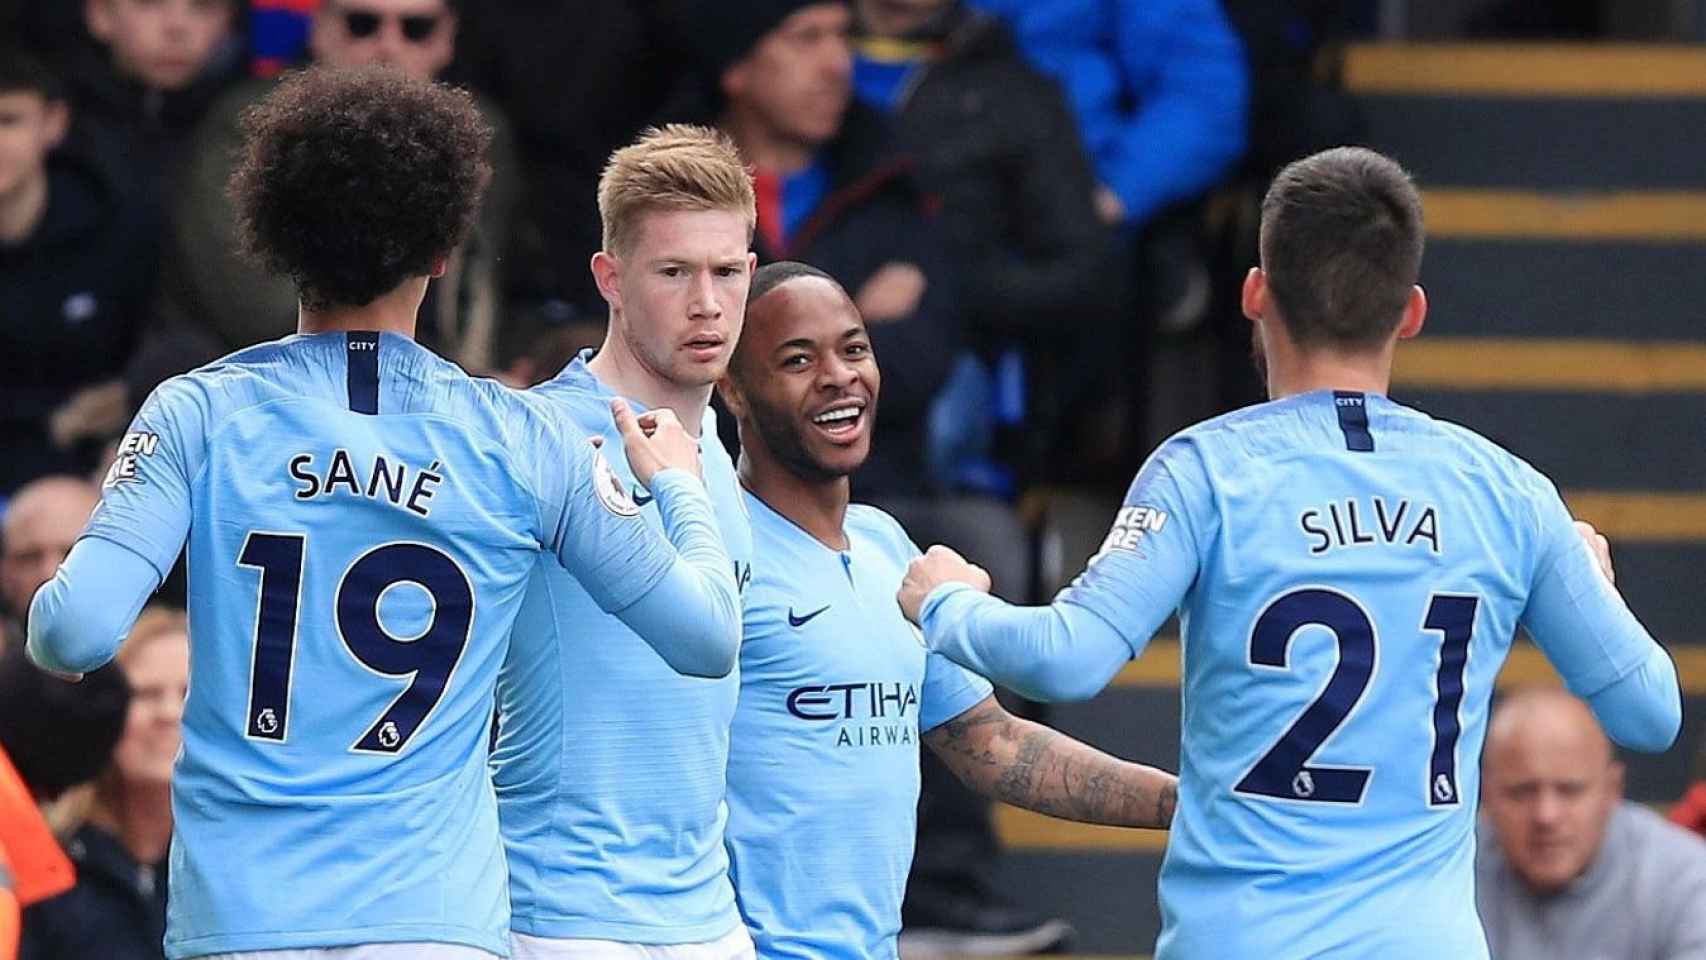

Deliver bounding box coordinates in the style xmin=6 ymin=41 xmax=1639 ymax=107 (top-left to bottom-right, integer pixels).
xmin=1617 ymin=802 xmax=1706 ymax=874
xmin=528 ymin=368 xmax=616 ymax=436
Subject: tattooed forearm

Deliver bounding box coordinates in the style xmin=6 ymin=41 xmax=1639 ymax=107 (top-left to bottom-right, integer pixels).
xmin=925 ymin=696 xmax=1178 ymax=829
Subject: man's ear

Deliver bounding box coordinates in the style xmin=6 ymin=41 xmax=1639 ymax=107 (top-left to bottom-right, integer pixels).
xmin=42 ymin=100 xmax=70 ymax=149
xmin=1396 ymin=285 xmax=1427 ymax=341
xmin=85 ymin=0 xmax=115 ymax=42
xmin=716 ymin=375 xmax=746 ymax=420
xmin=720 ymin=57 xmax=751 ymax=103
xmin=1240 ymin=267 xmax=1266 ymax=323
xmin=591 ymin=251 xmax=622 ymax=312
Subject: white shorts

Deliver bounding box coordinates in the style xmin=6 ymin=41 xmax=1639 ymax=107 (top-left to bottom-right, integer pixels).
xmin=200 ymin=945 xmax=499 ymax=960
xmin=510 ymin=924 xmax=755 ymax=960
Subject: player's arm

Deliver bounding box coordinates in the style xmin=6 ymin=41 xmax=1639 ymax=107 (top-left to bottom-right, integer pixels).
xmin=1520 ymin=494 xmax=1680 ymax=752
xmin=27 ymin=540 xmax=160 ymax=679
xmin=900 ymin=443 xmax=1209 ymax=702
xmin=28 ymin=382 xmax=202 ymax=679
xmin=542 ymin=401 xmax=740 ymax=678
xmin=924 ymin=695 xmax=1177 ymax=829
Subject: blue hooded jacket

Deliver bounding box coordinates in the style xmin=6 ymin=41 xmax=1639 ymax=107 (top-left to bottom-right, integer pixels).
xmin=969 ymin=0 xmax=1249 ymax=226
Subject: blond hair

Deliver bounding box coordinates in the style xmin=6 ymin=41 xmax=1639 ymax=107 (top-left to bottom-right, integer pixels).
xmin=598 ymin=124 xmax=756 ymax=255
xmin=117 ymin=605 xmax=188 ymax=670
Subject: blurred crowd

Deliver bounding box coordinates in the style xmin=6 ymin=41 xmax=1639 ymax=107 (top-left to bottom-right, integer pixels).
xmin=1 ymin=1 xmax=1702 ymax=958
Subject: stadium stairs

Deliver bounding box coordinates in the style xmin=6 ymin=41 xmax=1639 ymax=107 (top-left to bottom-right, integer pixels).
xmin=962 ymin=44 xmax=1706 ymax=960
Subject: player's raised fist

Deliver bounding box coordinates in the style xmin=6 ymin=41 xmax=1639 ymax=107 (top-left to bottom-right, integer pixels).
xmin=613 ymin=398 xmax=703 ymax=486
xmin=898 ymin=544 xmax=991 ymax=625
xmin=1574 ymin=519 xmax=1615 ymax=584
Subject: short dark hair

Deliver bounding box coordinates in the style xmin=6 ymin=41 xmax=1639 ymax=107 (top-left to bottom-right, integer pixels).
xmin=229 ymin=66 xmax=493 ymax=311
xmin=0 ymin=650 xmax=130 ymax=801
xmin=746 ymin=260 xmax=843 ymax=307
xmin=0 ymin=46 xmax=66 ymax=101
xmin=1259 ymin=146 xmax=1424 ymax=348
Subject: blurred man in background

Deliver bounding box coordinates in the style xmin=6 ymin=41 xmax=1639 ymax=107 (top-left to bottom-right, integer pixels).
xmin=0 ymin=477 xmax=100 ymax=648
xmin=0 ymin=52 xmax=158 ymax=495
xmin=167 ymin=0 xmax=516 ymax=370
xmin=851 ymin=0 xmax=1116 ymax=490
xmin=1478 ymin=688 xmax=1706 ymax=959
xmin=63 ymin=0 xmax=243 ymax=205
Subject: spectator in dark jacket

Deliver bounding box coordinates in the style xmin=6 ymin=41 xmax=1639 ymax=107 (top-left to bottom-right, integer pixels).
xmin=20 ymin=608 xmax=187 ymax=960
xmin=852 ymin=0 xmax=1118 ymax=491
xmin=683 ymin=0 xmax=963 ymax=497
xmin=0 ymin=52 xmax=159 ymax=495
xmin=60 ymin=0 xmax=243 ymax=207
xmin=448 ymin=0 xmax=692 ymax=323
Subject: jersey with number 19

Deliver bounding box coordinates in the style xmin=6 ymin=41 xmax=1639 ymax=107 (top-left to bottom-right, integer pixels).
xmin=80 ymin=332 xmax=682 ymax=959
xmin=1048 ymin=390 xmax=1671 ymax=959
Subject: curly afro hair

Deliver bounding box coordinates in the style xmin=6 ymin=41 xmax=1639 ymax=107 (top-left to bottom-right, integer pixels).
xmin=229 ymin=65 xmax=493 ymax=311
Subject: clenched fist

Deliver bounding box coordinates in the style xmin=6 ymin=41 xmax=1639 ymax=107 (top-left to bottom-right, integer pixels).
xmin=613 ymin=398 xmax=703 ymax=486
xmin=898 ymin=544 xmax=991 ymax=625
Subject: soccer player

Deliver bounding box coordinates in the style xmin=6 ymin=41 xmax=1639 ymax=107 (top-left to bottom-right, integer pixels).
xmin=493 ymin=125 xmax=758 ymax=959
xmin=897 ymin=147 xmax=1683 ymax=959
xmin=26 ymin=68 xmax=741 ymax=960
xmin=718 ymin=261 xmax=1178 ymax=959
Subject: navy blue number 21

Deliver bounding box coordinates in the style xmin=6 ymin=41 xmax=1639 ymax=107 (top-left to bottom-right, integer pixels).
xmin=239 ymin=533 xmax=474 ymax=754
xmin=1234 ymin=588 xmax=1478 ymax=807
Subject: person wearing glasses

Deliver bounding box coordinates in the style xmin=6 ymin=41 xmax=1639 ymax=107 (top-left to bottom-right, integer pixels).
xmin=162 ymin=0 xmax=517 ymax=372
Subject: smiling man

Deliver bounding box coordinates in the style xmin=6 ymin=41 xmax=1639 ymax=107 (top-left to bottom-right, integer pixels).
xmin=718 ymin=261 xmax=1176 ymax=959
xmin=1477 ymin=688 xmax=1706 ymax=960
xmin=493 ymin=125 xmax=760 ymax=960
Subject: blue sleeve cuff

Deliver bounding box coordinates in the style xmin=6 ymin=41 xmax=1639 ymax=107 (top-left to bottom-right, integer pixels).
xmin=27 ymin=537 xmax=161 ymax=675
xmin=1586 ymin=644 xmax=1682 ymax=753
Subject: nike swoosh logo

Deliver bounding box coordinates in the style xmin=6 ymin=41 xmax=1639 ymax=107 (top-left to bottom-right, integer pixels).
xmin=788 ymin=605 xmax=830 ymax=628
xmin=630 ymin=486 xmax=654 ymax=507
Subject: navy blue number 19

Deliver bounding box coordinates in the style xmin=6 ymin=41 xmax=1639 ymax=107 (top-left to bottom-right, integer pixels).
xmin=1234 ymin=589 xmax=1480 ymax=807
xmin=240 ymin=536 xmax=473 ymax=754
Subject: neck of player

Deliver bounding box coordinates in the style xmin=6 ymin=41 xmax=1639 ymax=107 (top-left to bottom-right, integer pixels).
xmin=740 ymin=448 xmax=851 ymax=551
xmin=0 ymin=168 xmax=49 ymax=246
xmin=586 ymin=330 xmax=709 ymax=438
xmin=297 ymin=276 xmax=428 ymax=339
xmin=1264 ymin=336 xmax=1396 ymax=401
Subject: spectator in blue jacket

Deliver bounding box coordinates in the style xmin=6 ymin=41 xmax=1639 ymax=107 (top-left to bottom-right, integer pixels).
xmin=967 ymin=0 xmax=1248 ymax=231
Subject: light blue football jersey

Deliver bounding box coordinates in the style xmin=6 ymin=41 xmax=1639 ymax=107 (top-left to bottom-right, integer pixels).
xmin=80 ymin=332 xmax=680 ymax=959
xmin=1036 ymin=389 xmax=1663 ymax=959
xmin=726 ymin=495 xmax=991 ymax=960
xmin=494 ymin=351 xmax=753 ymax=943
